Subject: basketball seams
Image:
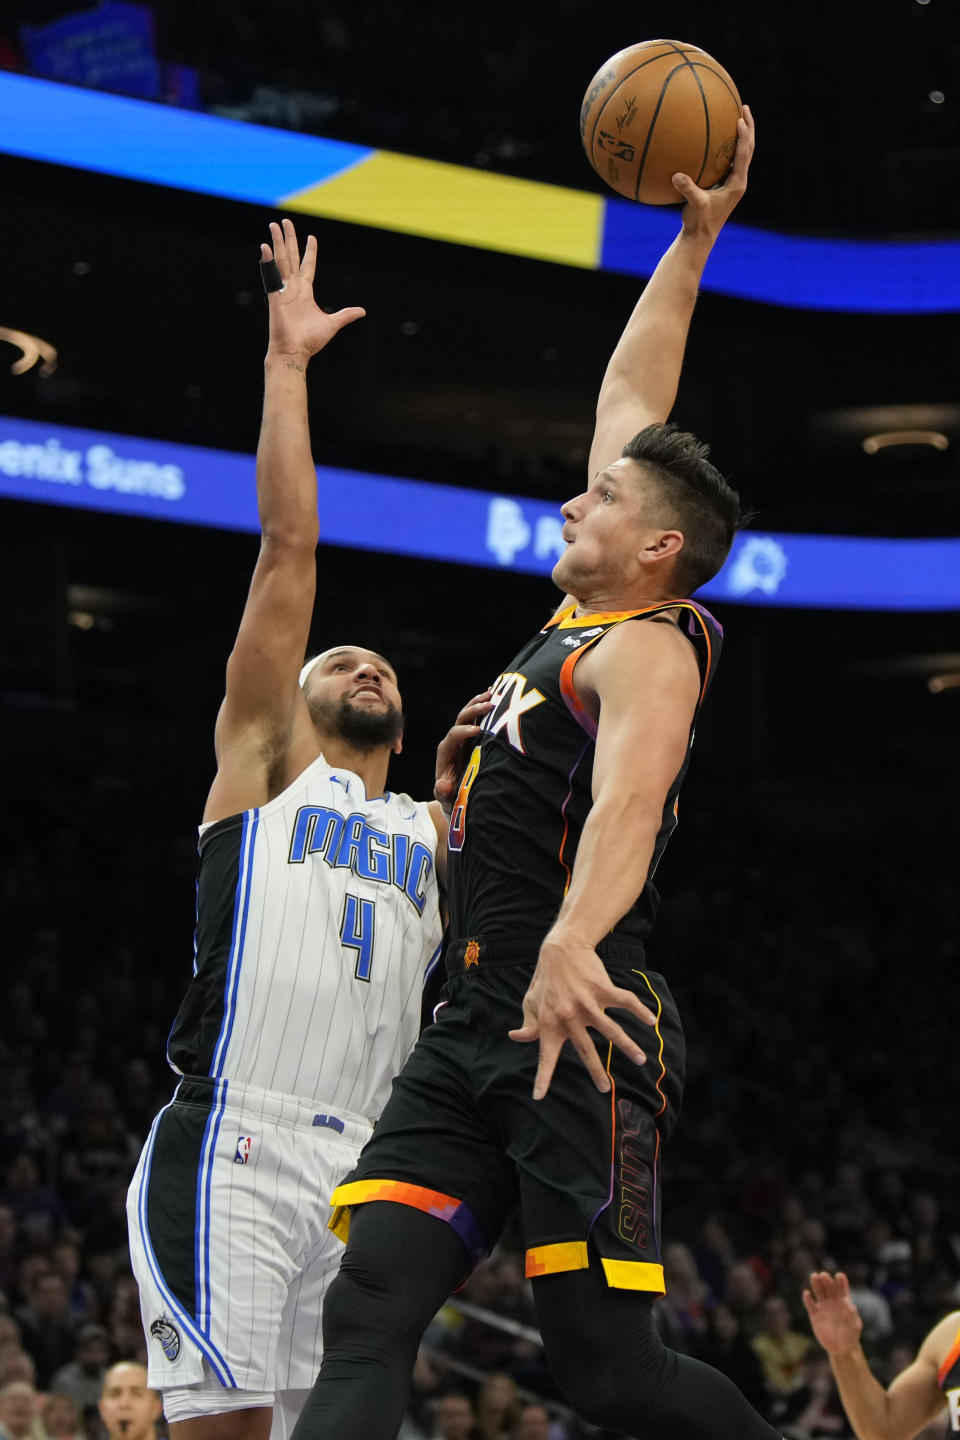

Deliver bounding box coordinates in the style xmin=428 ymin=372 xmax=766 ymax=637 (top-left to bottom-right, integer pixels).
xmin=587 ymin=45 xmax=698 ymax=156
xmin=584 ymin=41 xmax=740 ymax=204
xmin=631 ymin=69 xmax=686 ymax=203
xmin=688 ymin=62 xmax=741 ymax=111
xmin=683 ymin=64 xmax=711 ymax=187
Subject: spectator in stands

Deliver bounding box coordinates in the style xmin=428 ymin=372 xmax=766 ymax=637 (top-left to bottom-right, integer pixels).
xmin=40 ymin=1393 xmax=84 ymax=1440
xmin=15 ymin=1270 xmax=76 ymax=1388
xmin=97 ymin=1362 xmax=162 ymax=1440
xmin=49 ymin=1323 xmax=110 ymax=1417
xmin=474 ymin=1374 xmax=520 ymax=1440
xmin=695 ymin=1304 xmax=767 ymax=1414
xmin=781 ymin=1354 xmax=846 ymax=1438
xmin=0 ymin=1356 xmax=34 ymax=1391
xmin=842 ymin=1257 xmax=893 ymax=1345
xmin=0 ymin=1155 xmax=64 ymax=1236
xmin=105 ymin=1278 xmax=145 ymax=1362
xmin=0 ymin=1323 xmax=20 ymax=1371
xmin=0 ymin=1208 xmax=18 ymax=1300
xmin=657 ymin=1242 xmax=711 ymax=1348
xmin=0 ymin=1381 xmax=43 ymax=1440
xmin=428 ymin=1390 xmax=477 ymax=1440
xmin=751 ymin=1295 xmax=810 ymax=1407
xmin=49 ymin=1240 xmax=94 ymax=1324
xmin=512 ymin=1401 xmax=553 ymax=1439
xmin=725 ymin=1260 xmax=767 ymax=1331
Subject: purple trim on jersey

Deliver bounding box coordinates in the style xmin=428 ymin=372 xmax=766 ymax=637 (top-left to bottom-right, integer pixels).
xmin=685 ymin=598 xmax=723 ymax=638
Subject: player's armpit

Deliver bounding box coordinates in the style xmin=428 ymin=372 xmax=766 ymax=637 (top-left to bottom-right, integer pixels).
xmin=881 ymin=1313 xmax=960 ymax=1439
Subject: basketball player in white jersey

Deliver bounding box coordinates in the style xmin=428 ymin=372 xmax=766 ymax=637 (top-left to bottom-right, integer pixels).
xmin=127 ymin=219 xmax=488 ymax=1440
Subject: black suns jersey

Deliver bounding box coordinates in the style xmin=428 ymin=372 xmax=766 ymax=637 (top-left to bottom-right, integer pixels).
xmin=445 ymin=600 xmax=722 ymax=961
xmin=939 ymin=1320 xmax=960 ymax=1430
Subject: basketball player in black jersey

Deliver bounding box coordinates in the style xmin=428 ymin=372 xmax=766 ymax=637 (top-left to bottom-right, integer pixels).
xmin=292 ymin=109 xmax=783 ymax=1440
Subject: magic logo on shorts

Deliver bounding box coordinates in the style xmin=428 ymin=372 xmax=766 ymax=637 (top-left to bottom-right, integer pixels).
xmin=616 ymin=1099 xmax=655 ymax=1249
xmin=149 ymin=1316 xmax=181 ymax=1361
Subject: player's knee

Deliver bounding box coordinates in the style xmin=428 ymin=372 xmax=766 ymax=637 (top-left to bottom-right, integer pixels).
xmin=321 ymin=1247 xmax=420 ymax=1358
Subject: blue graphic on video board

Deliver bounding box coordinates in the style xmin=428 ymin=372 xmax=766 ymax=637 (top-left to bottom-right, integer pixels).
xmin=0 ymin=414 xmax=958 ymax=611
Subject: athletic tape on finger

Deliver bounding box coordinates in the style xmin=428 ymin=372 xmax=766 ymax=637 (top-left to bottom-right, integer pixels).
xmin=260 ymin=258 xmax=286 ymax=294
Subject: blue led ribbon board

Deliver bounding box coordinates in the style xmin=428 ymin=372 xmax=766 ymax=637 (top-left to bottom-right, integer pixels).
xmin=1 ymin=415 xmax=958 ymax=611
xmin=0 ymin=72 xmax=957 ymax=313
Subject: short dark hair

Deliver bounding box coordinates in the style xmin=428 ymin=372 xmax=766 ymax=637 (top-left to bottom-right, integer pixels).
xmin=620 ymin=423 xmax=745 ymax=596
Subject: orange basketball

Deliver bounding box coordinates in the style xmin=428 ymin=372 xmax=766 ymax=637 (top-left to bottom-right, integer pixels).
xmin=580 ymin=40 xmax=742 ymax=204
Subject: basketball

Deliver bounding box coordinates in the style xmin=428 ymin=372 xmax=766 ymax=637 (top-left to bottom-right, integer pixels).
xmin=580 ymin=40 xmax=742 ymax=204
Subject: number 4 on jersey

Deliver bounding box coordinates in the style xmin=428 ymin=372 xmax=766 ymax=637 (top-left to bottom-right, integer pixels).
xmin=340 ymin=893 xmax=376 ymax=981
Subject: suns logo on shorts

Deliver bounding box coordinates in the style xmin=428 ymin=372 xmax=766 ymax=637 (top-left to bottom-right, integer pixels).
xmin=149 ymin=1316 xmax=181 ymax=1361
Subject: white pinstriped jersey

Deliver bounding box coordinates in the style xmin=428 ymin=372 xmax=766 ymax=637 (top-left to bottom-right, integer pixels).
xmin=166 ymin=753 xmax=442 ymax=1118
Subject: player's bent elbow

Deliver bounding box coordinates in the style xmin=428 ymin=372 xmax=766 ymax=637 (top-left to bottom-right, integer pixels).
xmin=258 ymin=526 xmax=319 ymax=557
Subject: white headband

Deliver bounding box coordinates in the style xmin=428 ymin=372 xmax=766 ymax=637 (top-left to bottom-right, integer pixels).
xmin=299 ymin=655 xmax=323 ymax=689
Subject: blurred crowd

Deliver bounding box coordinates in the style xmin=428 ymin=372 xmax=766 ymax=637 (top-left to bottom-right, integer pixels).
xmin=1 ymin=691 xmax=957 ymax=1440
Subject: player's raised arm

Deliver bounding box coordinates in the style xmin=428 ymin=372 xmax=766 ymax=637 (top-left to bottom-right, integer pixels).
xmin=802 ymin=1271 xmax=951 ymax=1440
xmin=587 ymin=106 xmax=754 ymax=481
xmin=204 ymin=219 xmax=365 ymax=824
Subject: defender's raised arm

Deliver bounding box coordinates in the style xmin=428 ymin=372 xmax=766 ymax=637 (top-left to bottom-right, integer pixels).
xmin=204 ymin=220 xmax=365 ymax=825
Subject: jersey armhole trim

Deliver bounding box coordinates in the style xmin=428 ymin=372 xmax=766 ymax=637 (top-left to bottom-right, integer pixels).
xmin=938 ymin=1323 xmax=960 ymax=1385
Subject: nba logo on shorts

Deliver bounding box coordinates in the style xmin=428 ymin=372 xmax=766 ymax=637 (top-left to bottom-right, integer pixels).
xmin=235 ymin=1135 xmax=253 ymax=1165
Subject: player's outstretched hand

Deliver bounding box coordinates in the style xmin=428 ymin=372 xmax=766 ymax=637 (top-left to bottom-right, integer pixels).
xmin=802 ymin=1271 xmax=864 ymax=1356
xmin=672 ymin=104 xmax=755 ymax=240
xmin=263 ymin=218 xmax=365 ymax=361
xmin=434 ymin=691 xmax=493 ymax=814
xmin=509 ymin=935 xmax=657 ymax=1100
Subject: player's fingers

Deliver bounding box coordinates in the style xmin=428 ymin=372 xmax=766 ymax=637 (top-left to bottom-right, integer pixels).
xmin=327 ymin=306 xmax=367 ymax=332
xmin=732 ymin=112 xmax=755 ymax=174
xmin=810 ymin=1271 xmax=834 ymax=1300
xmin=456 ymin=693 xmax=494 ymax=723
xmin=835 ymin=1271 xmax=850 ymax=1298
xmin=605 ymin=986 xmax=657 ymax=1029
xmin=671 ymin=171 xmax=699 ymax=202
xmin=593 ymin=1013 xmax=646 ymax=1066
xmin=269 ymin=221 xmax=289 ymax=279
xmin=260 ymin=242 xmax=274 ymax=262
xmin=532 ymin=1034 xmax=564 ymax=1100
xmin=300 ymin=232 xmax=318 ymax=286
xmin=281 ymin=216 xmax=301 ymax=272
xmin=570 ymin=1030 xmax=612 ymax=1093
xmin=801 ymin=1289 xmax=816 ymax=1314
xmin=508 ymin=1021 xmax=539 ymax=1043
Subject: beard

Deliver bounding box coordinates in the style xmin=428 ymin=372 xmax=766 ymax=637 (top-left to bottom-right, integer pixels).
xmin=308 ymin=693 xmax=404 ymax=751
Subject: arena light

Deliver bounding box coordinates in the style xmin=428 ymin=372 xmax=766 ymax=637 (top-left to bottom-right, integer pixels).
xmin=0 ymin=326 xmax=58 ymax=376
xmin=862 ymin=430 xmax=949 ymax=454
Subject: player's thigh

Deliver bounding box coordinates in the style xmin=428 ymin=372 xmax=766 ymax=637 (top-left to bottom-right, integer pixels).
xmin=333 ymin=1001 xmax=518 ymax=1271
xmin=166 ymin=1397 xmax=272 ymax=1440
xmin=501 ymin=967 xmax=684 ymax=1289
xmin=130 ymin=1093 xmax=301 ymax=1390
xmin=270 ymin=1390 xmax=312 ymax=1440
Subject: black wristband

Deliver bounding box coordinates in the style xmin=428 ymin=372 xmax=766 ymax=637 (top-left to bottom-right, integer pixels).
xmin=260 ymin=258 xmax=285 ymax=294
